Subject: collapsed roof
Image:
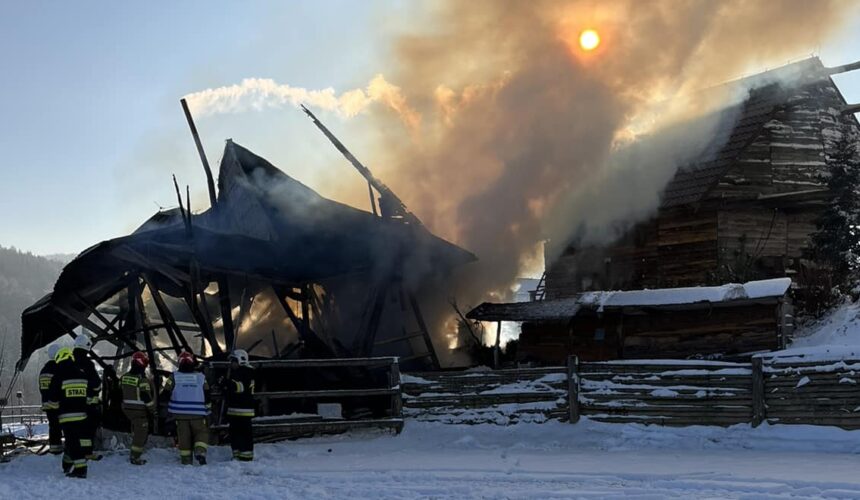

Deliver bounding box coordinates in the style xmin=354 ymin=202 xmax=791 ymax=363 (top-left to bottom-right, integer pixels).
xmin=21 ymin=140 xmax=474 ymax=364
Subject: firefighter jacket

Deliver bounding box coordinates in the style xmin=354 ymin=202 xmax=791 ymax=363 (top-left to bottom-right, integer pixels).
xmin=120 ymin=364 xmax=154 ymax=413
xmin=163 ymin=367 xmax=210 ymax=417
xmin=225 ymin=365 xmax=256 ymax=418
xmin=74 ymin=347 xmax=102 ymax=406
xmin=39 ymin=360 xmax=57 ymax=411
xmin=47 ymin=350 xmax=90 ymax=424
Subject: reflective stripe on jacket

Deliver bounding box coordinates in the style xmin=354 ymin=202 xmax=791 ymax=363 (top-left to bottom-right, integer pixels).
xmin=168 ymin=371 xmax=209 ymax=416
xmin=225 ymin=365 xmax=256 ymax=418
xmin=120 ymin=371 xmax=154 ymax=411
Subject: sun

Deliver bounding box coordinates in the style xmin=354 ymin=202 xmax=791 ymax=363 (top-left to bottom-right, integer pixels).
xmin=579 ymin=29 xmax=600 ymax=51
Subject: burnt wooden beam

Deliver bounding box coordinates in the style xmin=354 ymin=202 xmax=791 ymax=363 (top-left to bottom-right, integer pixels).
xmin=273 ymin=287 xmax=311 ymax=341
xmin=60 ymin=298 xmax=139 ymax=353
xmin=53 ymin=307 xmax=137 ymax=366
xmin=841 ymin=103 xmax=860 ymax=115
xmin=825 ymin=59 xmax=860 ymax=76
xmin=182 ymin=294 xmax=220 ymax=356
xmin=270 ymin=330 xmax=279 ymax=357
xmin=141 ymin=273 xmax=191 ymax=354
xmin=273 ymin=286 xmax=332 ymax=356
xmin=216 ymin=278 xmax=236 ymax=353
xmin=408 ymin=292 xmax=440 ymax=370
xmin=180 ymin=98 xmax=217 ymax=207
xmin=131 ymin=277 xmax=163 ymax=433
xmin=187 ymin=260 xmax=221 ymax=355
xmin=355 ymin=283 xmax=390 ymax=357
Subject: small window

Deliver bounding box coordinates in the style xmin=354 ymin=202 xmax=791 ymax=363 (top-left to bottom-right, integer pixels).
xmin=594 ymin=328 xmax=605 ymax=341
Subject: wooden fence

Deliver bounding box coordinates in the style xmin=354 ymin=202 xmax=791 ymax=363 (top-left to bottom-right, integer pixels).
xmin=576 ymin=359 xmax=755 ymax=426
xmin=760 ymin=355 xmax=860 ymax=429
xmin=405 ymin=355 xmax=860 ymax=429
xmin=205 ymin=356 xmax=403 ymax=442
xmin=402 ymin=367 xmax=568 ymax=424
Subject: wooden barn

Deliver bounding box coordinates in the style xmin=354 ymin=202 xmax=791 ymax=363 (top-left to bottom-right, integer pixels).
xmin=468 ymin=278 xmax=792 ymax=363
xmin=469 ymin=57 xmax=860 ymax=365
xmin=546 ymin=57 xmax=860 ymax=298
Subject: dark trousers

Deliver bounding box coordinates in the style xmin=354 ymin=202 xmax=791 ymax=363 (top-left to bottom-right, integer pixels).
xmin=123 ymin=408 xmax=150 ymax=460
xmin=60 ymin=419 xmax=88 ymax=478
xmin=228 ymin=416 xmax=254 ymax=460
xmin=83 ymin=405 xmax=100 ymax=457
xmin=46 ymin=410 xmax=63 ymax=455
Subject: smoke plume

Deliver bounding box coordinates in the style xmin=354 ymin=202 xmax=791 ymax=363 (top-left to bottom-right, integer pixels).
xmin=186 ymin=0 xmax=856 ymax=317
xmin=352 ymin=0 xmax=856 ymax=306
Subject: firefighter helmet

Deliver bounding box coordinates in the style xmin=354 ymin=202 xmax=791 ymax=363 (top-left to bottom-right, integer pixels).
xmin=132 ymin=351 xmax=149 ymax=369
xmin=178 ymin=350 xmax=195 ymax=367
xmin=229 ymin=349 xmax=250 ymax=367
xmin=55 ymin=347 xmax=74 ymax=363
xmin=74 ymin=334 xmax=93 ymax=351
xmin=47 ymin=343 xmax=60 ymax=360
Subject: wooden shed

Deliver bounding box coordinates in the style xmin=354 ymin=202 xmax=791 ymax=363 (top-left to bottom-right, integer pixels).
xmin=468 ymin=278 xmax=793 ymax=364
xmin=544 ymin=57 xmax=860 ymax=298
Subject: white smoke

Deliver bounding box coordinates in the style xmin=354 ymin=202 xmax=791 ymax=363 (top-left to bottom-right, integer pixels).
xmin=183 ymin=74 xmax=420 ymax=130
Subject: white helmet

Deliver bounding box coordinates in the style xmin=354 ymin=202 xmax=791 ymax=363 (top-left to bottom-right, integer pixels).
xmin=74 ymin=335 xmax=93 ymax=351
xmin=229 ymin=349 xmax=250 ymax=367
xmin=47 ymin=344 xmax=61 ymax=360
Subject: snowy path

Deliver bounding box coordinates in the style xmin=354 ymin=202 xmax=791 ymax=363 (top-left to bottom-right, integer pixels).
xmin=3 ymin=420 xmax=860 ymax=499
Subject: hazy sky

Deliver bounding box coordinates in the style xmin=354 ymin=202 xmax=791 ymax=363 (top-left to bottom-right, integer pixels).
xmin=3 ymin=1 xmax=860 ymax=255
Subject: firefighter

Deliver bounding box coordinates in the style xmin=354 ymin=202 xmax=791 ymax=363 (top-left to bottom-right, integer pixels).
xmin=46 ymin=347 xmax=90 ymax=478
xmin=120 ymin=351 xmax=154 ymax=465
xmin=162 ymin=351 xmax=210 ymax=465
xmin=39 ymin=344 xmax=63 ymax=456
xmin=73 ymin=335 xmax=102 ymax=461
xmin=223 ymin=349 xmax=255 ymax=461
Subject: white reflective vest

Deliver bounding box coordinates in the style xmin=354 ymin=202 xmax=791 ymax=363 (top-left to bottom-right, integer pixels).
xmin=168 ymin=372 xmax=208 ymax=416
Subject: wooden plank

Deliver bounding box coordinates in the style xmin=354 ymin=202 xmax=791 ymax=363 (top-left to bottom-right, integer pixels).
xmin=255 ymin=388 xmax=399 ymax=400
xmin=208 ymin=357 xmax=397 ymax=369
xmin=568 ymin=355 xmax=579 ymax=423
xmin=250 ymin=418 xmax=404 ymax=437
xmin=752 ymin=356 xmax=765 ymax=427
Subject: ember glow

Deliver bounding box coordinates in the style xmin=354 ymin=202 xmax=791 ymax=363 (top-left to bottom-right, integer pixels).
xmin=579 ymin=29 xmax=600 ymax=51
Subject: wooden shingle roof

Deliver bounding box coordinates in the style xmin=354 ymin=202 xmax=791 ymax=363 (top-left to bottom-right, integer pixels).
xmin=661 ymin=57 xmax=825 ymax=208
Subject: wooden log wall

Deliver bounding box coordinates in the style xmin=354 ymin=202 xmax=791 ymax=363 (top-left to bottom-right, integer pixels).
xmin=619 ymin=304 xmax=779 ymax=359
xmin=656 ymin=207 xmax=719 ymax=287
xmin=578 ymin=360 xmax=754 ymax=426
xmin=402 ymin=367 xmax=569 ymax=425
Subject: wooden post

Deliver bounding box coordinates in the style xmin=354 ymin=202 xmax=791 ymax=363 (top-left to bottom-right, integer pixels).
xmin=751 ymin=356 xmax=765 ymax=427
xmin=567 ymin=355 xmax=580 ymax=424
xmin=493 ymin=321 xmax=502 ymax=369
xmin=389 ymin=359 xmax=402 ymax=418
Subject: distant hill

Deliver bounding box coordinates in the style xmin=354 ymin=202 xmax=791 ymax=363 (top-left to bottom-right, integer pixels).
xmin=42 ymin=252 xmax=77 ymax=265
xmin=0 ymin=245 xmax=64 ymax=398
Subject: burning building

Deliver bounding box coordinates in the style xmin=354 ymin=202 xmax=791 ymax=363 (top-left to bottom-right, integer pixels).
xmin=469 ymin=56 xmax=860 ymax=363
xmin=19 ymin=106 xmax=474 ymax=405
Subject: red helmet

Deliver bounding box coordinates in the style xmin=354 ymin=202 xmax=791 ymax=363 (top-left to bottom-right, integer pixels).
xmin=131 ymin=351 xmax=149 ymax=369
xmin=178 ymin=351 xmax=195 ymax=367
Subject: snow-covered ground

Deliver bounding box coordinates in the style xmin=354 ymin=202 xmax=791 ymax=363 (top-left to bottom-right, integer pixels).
xmin=777 ymin=298 xmax=860 ymax=360
xmin=3 ymin=418 xmax=860 ymax=499
xmin=6 ymin=299 xmax=860 ymax=498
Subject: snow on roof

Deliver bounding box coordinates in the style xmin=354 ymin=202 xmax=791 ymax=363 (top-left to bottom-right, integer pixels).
xmin=596 ymin=278 xmax=792 ymax=310
xmin=467 ymin=278 xmax=791 ymax=322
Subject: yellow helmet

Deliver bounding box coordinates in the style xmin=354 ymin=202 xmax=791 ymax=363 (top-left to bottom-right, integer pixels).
xmin=55 ymin=347 xmax=75 ymax=363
